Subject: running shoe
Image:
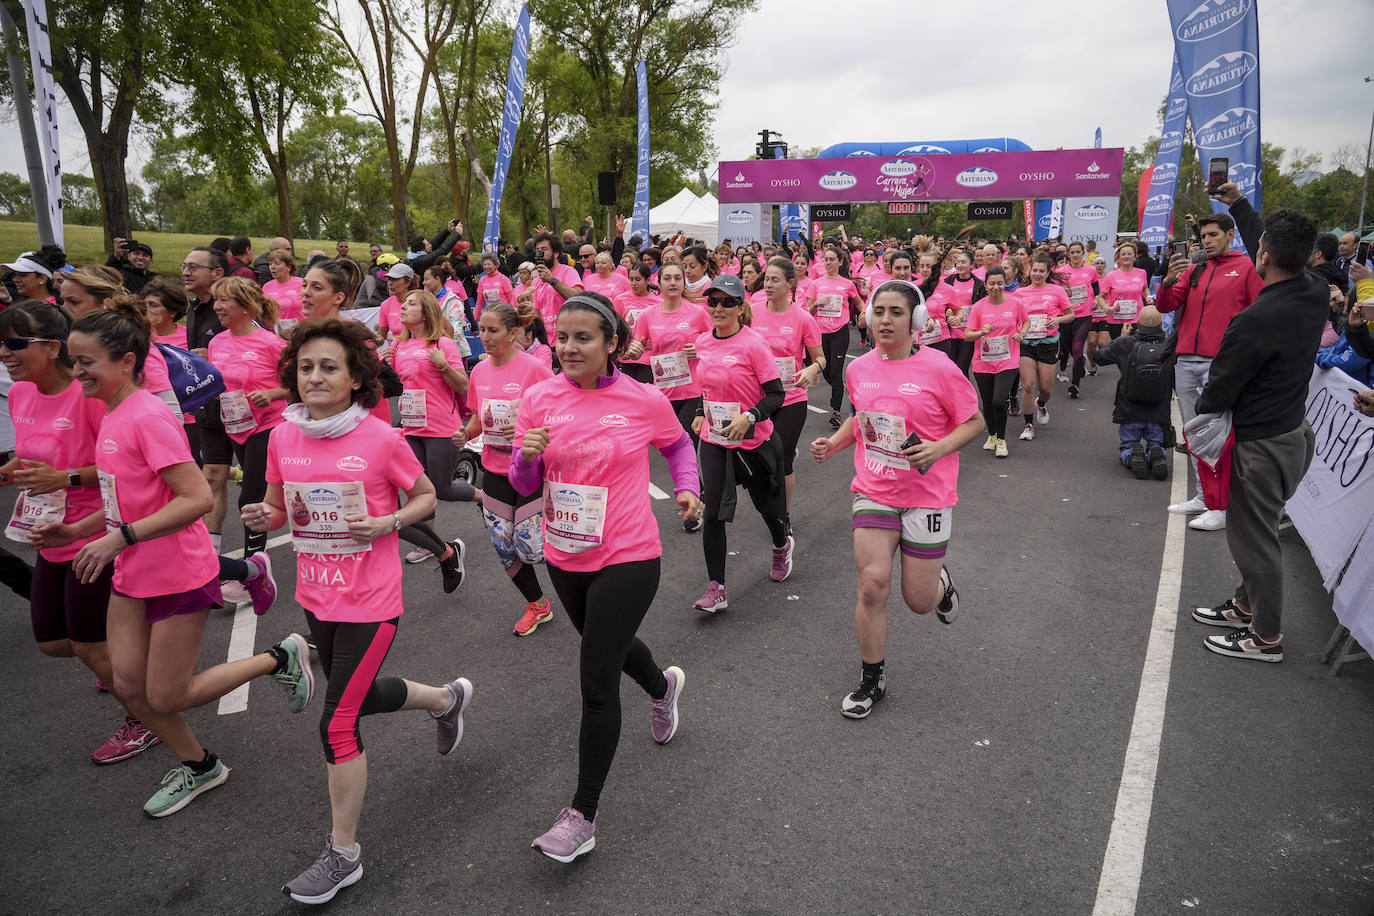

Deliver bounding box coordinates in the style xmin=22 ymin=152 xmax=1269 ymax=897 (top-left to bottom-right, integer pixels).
xmin=994 ymin=438 xmax=1009 ymax=459
xmin=770 ymin=536 xmax=794 ymax=582
xmin=841 ymin=676 xmax=886 ymax=719
xmin=220 ymin=579 xmax=250 ymax=605
xmin=693 ymin=581 xmax=728 ymax=613
xmin=1036 ymin=401 xmax=1049 ymax=425
xmin=1067 ymin=384 xmax=1079 ymax=399
xmin=283 ymin=840 xmax=363 ymax=905
xmin=513 ymin=598 xmax=553 ymax=636
xmin=1203 ymin=626 xmax=1283 ymax=663
xmin=272 ymin=633 xmax=314 ymax=713
xmin=935 ymin=566 xmax=959 ymax=624
xmin=405 ymin=547 xmax=435 ymax=564
xmin=1008 ymin=400 xmax=1021 ymax=417
xmin=1168 ymin=494 xmax=1207 ymax=514
xmin=244 ymin=552 xmax=277 ymax=616
xmin=1019 ymin=424 xmax=1035 ymax=441
xmin=982 ymin=435 xmax=996 ymax=451
xmin=829 ymin=410 xmax=842 ymax=429
xmin=439 ymin=539 xmax=467 ymax=594
xmin=432 ymin=677 xmax=474 ymax=756
xmin=650 ymin=666 xmax=685 ymax=744
xmin=1192 ymin=598 xmax=1253 ymax=628
xmin=91 ymin=718 xmax=161 ymax=765
xmin=1130 ymin=441 xmax=1149 ymax=479
xmin=683 ymin=516 xmax=703 ymax=533
xmin=1189 ymin=509 xmax=1227 ymax=531
xmin=1055 ymin=370 xmax=1070 ymax=383
xmin=142 ymin=756 xmax=229 ymax=817
xmin=229 ymin=467 xmax=244 ymax=484
xmin=95 ymin=677 xmax=108 ymax=692
xmin=532 ymin=807 xmax=597 ymax=863
xmin=1088 ymin=363 xmax=1098 ymax=376
xmin=1149 ymin=446 xmax=1169 ymax=480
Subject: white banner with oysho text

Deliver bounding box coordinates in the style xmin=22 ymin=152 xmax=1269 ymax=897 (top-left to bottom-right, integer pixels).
xmin=1059 ymin=197 xmax=1118 ymax=250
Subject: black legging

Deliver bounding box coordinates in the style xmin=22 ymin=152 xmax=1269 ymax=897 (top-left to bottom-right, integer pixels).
xmin=670 ymin=397 xmax=700 ymax=446
xmin=820 ymin=326 xmax=851 ymax=412
xmin=974 ymin=369 xmax=1019 ymax=439
xmin=305 ymin=611 xmax=408 ymax=764
xmin=545 ymin=558 xmax=668 ymax=823
xmin=232 ymin=428 xmax=271 ymax=556
xmin=772 ymin=401 xmax=808 ymax=476
xmin=405 ymin=435 xmax=477 ymax=518
xmin=621 ymin=363 xmax=653 ymax=385
xmin=699 ymin=439 xmax=789 ymax=583
xmin=1064 ymin=317 xmax=1092 ymax=385
xmin=947 ymin=337 xmax=975 ymax=378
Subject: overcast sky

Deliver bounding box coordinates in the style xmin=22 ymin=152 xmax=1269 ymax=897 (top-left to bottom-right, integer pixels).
xmin=6 ymin=0 xmax=1373 ymax=187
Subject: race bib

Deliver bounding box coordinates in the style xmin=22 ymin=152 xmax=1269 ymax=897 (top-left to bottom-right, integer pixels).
xmin=704 ymin=399 xmax=741 ymax=447
xmin=219 ymin=389 xmax=257 ymax=436
xmin=399 ymin=389 xmax=427 ymax=428
xmin=481 ymin=398 xmax=519 ymax=448
xmin=5 ymin=488 xmax=65 ymax=542
xmin=920 ymin=322 xmax=945 ymax=345
xmin=1069 ymin=284 xmax=1088 ymax=305
xmin=543 ymin=481 xmax=607 ymax=554
xmin=651 ymin=351 xmax=692 ymax=389
xmin=946 ymin=309 xmax=967 ymax=329
xmin=817 ymin=294 xmax=844 ymax=319
xmin=483 ymin=287 xmax=500 ymax=304
xmin=276 ymin=318 xmax=298 ymax=337
xmin=1026 ymin=314 xmax=1050 ymax=340
xmin=856 ymin=411 xmax=912 ymax=472
xmin=1091 ymin=298 xmax=1109 ymax=318
xmin=97 ymin=471 xmax=121 ymax=530
xmin=285 ymin=481 xmax=370 ymax=555
xmin=982 ymin=334 xmax=1010 ymax=362
xmin=1114 ymin=299 xmax=1140 ymax=321
xmin=774 ymin=357 xmax=797 ymax=391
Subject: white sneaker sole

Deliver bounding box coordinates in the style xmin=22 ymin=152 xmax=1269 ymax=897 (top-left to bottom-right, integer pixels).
xmin=287 ymin=863 xmax=363 ymax=904
xmin=1191 ymin=609 xmax=1253 ymax=628
xmin=533 ymin=835 xmax=596 ymax=863
xmin=436 ymin=677 xmax=474 ymax=756
xmin=1203 ymin=639 xmax=1282 ymax=663
xmin=655 ymin=666 xmax=685 ymax=745
xmin=145 ymin=765 xmax=230 ymax=818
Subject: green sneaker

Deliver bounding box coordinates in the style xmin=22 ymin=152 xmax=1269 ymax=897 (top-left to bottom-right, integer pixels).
xmin=273 ymin=633 xmax=314 ymax=713
xmin=142 ymin=757 xmax=230 ymax=817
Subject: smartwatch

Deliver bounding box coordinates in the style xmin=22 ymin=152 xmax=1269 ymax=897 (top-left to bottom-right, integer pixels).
xmin=67 ymin=469 xmax=81 ymax=488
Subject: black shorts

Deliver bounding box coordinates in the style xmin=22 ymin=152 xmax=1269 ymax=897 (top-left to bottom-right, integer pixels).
xmin=1020 ymin=339 xmax=1060 ymax=365
xmin=198 ymin=405 xmax=234 ymax=466
xmin=1089 ymin=319 xmax=1111 ymax=332
xmin=30 ymin=555 xmax=113 ymax=644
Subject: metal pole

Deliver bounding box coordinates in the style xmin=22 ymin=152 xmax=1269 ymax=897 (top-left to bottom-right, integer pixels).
xmin=1358 ymin=76 xmax=1374 ymax=239
xmin=1 ymin=3 xmax=54 ymax=246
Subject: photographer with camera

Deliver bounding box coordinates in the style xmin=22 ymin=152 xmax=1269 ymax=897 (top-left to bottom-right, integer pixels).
xmin=107 ymin=238 xmax=157 ymax=295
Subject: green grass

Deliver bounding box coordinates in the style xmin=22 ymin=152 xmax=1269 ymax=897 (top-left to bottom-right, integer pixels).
xmin=0 ymin=222 xmax=373 ymax=278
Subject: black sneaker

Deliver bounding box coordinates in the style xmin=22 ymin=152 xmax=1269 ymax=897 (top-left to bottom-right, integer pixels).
xmin=683 ymin=516 xmax=703 ymax=533
xmin=439 ymin=539 xmax=466 ymax=594
xmin=1130 ymin=441 xmax=1149 ymax=479
xmin=1149 ymin=446 xmax=1168 ymax=480
xmin=936 ymin=566 xmax=959 ymax=624
xmin=1192 ymin=598 xmax=1253 ymax=628
xmin=829 ymin=410 xmax=842 ymax=429
xmin=842 ymin=677 xmax=886 ymax=719
xmin=1067 ymin=383 xmax=1079 ymax=399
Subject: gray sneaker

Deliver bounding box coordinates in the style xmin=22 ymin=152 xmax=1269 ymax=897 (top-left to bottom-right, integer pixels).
xmin=272 ymin=633 xmax=314 ymax=713
xmin=433 ymin=677 xmax=473 ymax=755
xmin=283 ymin=840 xmax=363 ymax=905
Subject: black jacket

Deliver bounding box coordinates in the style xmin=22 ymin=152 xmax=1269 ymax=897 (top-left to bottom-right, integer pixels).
xmin=185 ymin=295 xmax=224 ymax=353
xmin=1348 ymin=321 xmax=1374 ymax=361
xmin=1196 ymin=273 xmax=1328 ymax=440
xmin=1307 ymin=260 xmax=1348 ymax=293
xmin=405 ymin=228 xmax=462 ymax=277
xmin=1096 ymin=325 xmax=1172 ymax=427
xmin=105 ymin=256 xmax=156 ymax=295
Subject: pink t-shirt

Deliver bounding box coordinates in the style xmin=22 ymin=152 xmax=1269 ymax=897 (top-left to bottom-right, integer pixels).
xmin=391 ymin=337 xmax=466 ymax=438
xmin=854 ymin=265 xmax=886 ymax=299
xmin=534 ymin=263 xmax=583 ymax=331
xmin=97 ymin=389 xmax=218 ymax=596
xmin=807 ymin=259 xmax=825 ymax=280
xmin=581 ymin=271 xmax=631 ymax=301
xmin=694 ymin=325 xmax=781 ymax=451
xmin=942 ymin=276 xmax=980 ymax=314
xmin=514 ymin=374 xmax=685 ymax=572
xmin=845 ymin=346 xmax=978 ymax=508
xmin=267 ymin=415 xmax=424 ymax=622
xmin=263 ymin=277 xmax=305 ymax=321
xmin=612 ymin=291 xmax=660 ymax=366
xmin=9 ymin=380 xmax=107 ymax=561
xmin=141 ymin=344 xmax=173 ymax=396
xmin=750 ymin=303 xmax=822 ymax=407
xmin=972 ymin=267 xmax=988 ymax=281
xmin=633 ymin=302 xmax=712 ymax=400
xmin=917 ymin=286 xmax=952 ymax=345
xmin=466 ymin=349 xmax=554 ymax=475
xmin=1057 ymin=264 xmax=1100 ymax=318
xmin=1101 ymin=268 xmax=1150 ymax=325
xmin=1014 ymin=283 xmax=1073 ymax=342
xmin=377 ymin=295 xmax=404 ymax=337
xmin=967 ymin=296 xmax=1029 ymax=373
xmin=808 ymin=275 xmax=860 ymax=334
xmin=476 ymin=271 xmax=516 ymax=318
xmin=522 ymin=340 xmax=553 ymax=368
xmin=209 ymin=326 xmax=288 ymax=444
xmin=155 ymin=326 xmax=188 ymax=349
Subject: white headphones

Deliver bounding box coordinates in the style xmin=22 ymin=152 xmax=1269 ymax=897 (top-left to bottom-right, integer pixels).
xmin=866 ymin=279 xmax=929 ymax=334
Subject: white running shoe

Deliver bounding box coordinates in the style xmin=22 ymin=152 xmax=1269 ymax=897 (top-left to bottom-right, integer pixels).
xmin=1189 ymin=509 xmax=1227 ymax=531
xmin=405 ymin=548 xmax=435 ymax=564
xmin=1019 ymin=425 xmax=1035 ymax=441
xmin=1036 ymin=402 xmax=1049 ymax=425
xmin=1168 ymin=494 xmax=1207 ymax=514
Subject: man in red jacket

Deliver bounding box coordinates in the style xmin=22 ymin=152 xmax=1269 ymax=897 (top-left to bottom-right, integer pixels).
xmin=1156 ymin=212 xmax=1263 ymax=531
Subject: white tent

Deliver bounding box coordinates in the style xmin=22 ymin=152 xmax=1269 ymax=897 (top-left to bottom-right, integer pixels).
xmin=628 ymin=188 xmax=719 ymax=246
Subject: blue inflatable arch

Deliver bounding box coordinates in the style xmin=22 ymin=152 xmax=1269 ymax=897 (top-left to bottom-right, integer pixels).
xmin=815 ymin=138 xmax=1033 ymax=158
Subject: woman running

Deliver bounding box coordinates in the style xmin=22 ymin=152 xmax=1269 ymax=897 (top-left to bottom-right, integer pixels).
xmin=581 ymin=251 xmax=632 ymax=302
xmin=454 ymin=302 xmax=555 ymax=635
xmin=1085 ymin=254 xmax=1111 ymax=375
xmin=691 ymin=274 xmax=792 ymax=612
xmin=1 ymin=301 xmax=159 ymax=764
xmin=143 ymin=280 xmax=202 ymax=464
xmin=239 ymin=317 xmax=473 ymax=904
xmin=1014 ymin=255 xmax=1074 ymax=441
xmin=680 ymin=245 xmax=716 ymax=303
xmin=1099 ymin=242 xmax=1152 ymax=343
xmin=511 ymin=292 xmax=701 ymax=863
xmin=264 ymin=251 xmax=305 ymax=325
xmin=1055 ymin=241 xmax=1100 ymax=397
xmin=37 ymin=301 xmax=312 ymax=817
xmin=810 ymin=280 xmax=980 ymax=719
xmin=626 ymin=261 xmax=712 ymax=461
xmin=611 ymin=264 xmax=659 ymax=385
xmin=964 ymin=266 xmax=1028 ymax=459
xmin=476 ymin=252 xmax=517 ymax=319
xmin=806 ymin=247 xmax=863 ymax=428
xmin=739 ymin=258 xmax=765 ymax=310
xmin=376 ymin=263 xmax=421 ymax=345
xmin=752 ymin=257 xmax=824 ymax=513
xmin=389 ymin=290 xmax=471 ymax=592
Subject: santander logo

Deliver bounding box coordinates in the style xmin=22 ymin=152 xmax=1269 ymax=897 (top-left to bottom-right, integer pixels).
xmin=599 ymin=414 xmax=630 ymax=428
xmin=336 ymin=456 xmax=368 ymax=472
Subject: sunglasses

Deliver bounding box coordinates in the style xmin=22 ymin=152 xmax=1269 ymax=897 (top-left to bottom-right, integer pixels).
xmin=2 ymin=337 xmax=55 ymax=350
xmin=706 ymin=298 xmax=741 ymax=308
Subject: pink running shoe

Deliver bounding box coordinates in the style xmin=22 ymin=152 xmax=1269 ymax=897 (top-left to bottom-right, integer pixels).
xmin=770 ymin=535 xmax=794 ymax=582
xmin=693 ymin=581 xmax=728 ymax=614
xmin=531 ymin=808 xmax=596 ymax=863
xmin=650 ymin=666 xmax=685 ymax=744
xmin=91 ymin=718 xmax=161 ymax=765
xmin=244 ymin=553 xmax=277 ymax=616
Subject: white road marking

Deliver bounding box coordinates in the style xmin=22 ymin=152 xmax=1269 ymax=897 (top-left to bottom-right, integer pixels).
xmin=217 ymin=602 xmax=259 ymax=715
xmin=806 ymin=405 xmax=828 ymax=414
xmin=648 ymin=483 xmax=671 ymax=500
xmin=1092 ymin=405 xmax=1188 ymax=915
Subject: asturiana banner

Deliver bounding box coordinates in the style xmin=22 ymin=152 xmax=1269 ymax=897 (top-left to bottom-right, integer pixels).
xmin=1139 ymin=55 xmax=1189 ymax=249
xmin=632 ymin=59 xmax=650 ymax=250
xmin=483 ymin=4 xmax=531 ymax=251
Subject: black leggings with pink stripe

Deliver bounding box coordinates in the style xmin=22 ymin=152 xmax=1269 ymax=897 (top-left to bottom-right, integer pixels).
xmin=306 ymin=610 xmax=408 ymax=764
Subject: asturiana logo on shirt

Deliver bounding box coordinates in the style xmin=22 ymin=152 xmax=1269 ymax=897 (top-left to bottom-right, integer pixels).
xmin=1188 ymin=51 xmax=1257 ymax=97
xmin=1175 ymin=0 xmax=1250 ymax=43
xmin=955 ymin=167 xmax=998 ymax=188
xmin=721 ymin=355 xmax=739 ymax=365
xmin=598 ymin=414 xmax=630 ymax=428
xmin=240 ymin=350 xmax=260 ymax=361
xmin=52 ymin=417 xmax=73 ymax=430
xmin=502 ymin=382 xmax=522 ymax=395
xmin=897 ymin=383 xmax=922 ymax=396
xmin=336 ymin=456 xmax=368 ymax=472
xmin=819 ymin=171 xmax=857 ymax=191
xmin=102 ymin=439 xmax=119 ymax=453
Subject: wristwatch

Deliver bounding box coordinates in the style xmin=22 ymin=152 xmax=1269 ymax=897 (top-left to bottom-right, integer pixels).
xmin=391 ymin=513 xmax=402 ymax=531
xmin=66 ymin=469 xmax=81 ymax=488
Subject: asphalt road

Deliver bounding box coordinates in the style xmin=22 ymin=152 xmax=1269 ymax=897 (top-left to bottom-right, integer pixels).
xmin=0 ymin=345 xmax=1370 ymax=916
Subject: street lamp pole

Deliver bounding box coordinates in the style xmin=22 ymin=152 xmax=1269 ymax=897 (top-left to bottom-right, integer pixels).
xmin=1358 ymin=76 xmax=1374 ymax=238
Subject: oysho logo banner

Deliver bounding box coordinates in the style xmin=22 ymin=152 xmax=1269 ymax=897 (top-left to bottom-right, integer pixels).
xmin=1139 ymin=54 xmax=1189 ymax=247
xmin=1060 ymin=197 xmax=1119 ymax=247
xmin=632 ymin=60 xmax=651 ymax=250
xmin=483 ymin=5 xmax=531 ymax=251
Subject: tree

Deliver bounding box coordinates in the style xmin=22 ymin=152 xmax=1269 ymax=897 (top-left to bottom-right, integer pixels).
xmin=429 ymin=0 xmax=497 ymax=225
xmin=285 ymin=112 xmax=392 ymax=241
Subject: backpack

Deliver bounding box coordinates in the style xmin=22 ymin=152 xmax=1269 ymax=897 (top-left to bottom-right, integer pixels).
xmin=154 ymin=343 xmax=226 ymax=411
xmin=1124 ymin=339 xmax=1170 ymax=402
